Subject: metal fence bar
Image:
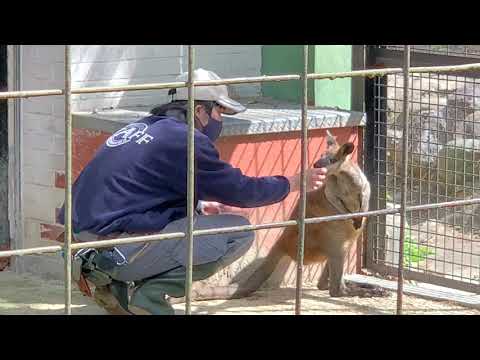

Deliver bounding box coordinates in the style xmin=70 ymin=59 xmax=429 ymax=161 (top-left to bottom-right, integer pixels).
xmin=396 ymin=45 xmax=410 ymax=315
xmin=63 ymin=45 xmax=73 ymax=315
xmin=185 ymin=45 xmax=195 ymax=315
xmin=1 ymin=46 xmax=480 ymax=315
xmin=73 ymin=75 xmax=301 ymax=94
xmin=4 ymin=63 xmax=480 ymax=100
xmin=0 ymin=245 xmax=64 ymax=258
xmin=295 ymin=44 xmax=309 ymax=315
xmin=307 ymin=62 xmax=480 ymax=80
xmin=3 ymin=197 xmax=480 ymax=259
xmin=0 ymin=89 xmax=64 ymax=99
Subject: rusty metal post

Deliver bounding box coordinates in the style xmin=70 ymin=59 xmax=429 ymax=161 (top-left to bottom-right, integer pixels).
xmin=397 ymin=45 xmax=410 ymax=315
xmin=295 ymin=45 xmax=309 ymax=315
xmin=185 ymin=45 xmax=195 ymax=315
xmin=63 ymin=45 xmax=73 ymax=315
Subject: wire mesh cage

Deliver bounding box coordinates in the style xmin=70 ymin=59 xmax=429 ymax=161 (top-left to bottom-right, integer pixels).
xmin=369 ymin=45 xmax=480 ymax=292
xmin=384 ymin=45 xmax=480 ymax=59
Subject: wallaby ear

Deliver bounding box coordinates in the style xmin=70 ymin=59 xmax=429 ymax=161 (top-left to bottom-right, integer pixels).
xmin=326 ymin=129 xmax=338 ymax=150
xmin=339 ymin=142 xmax=355 ymax=157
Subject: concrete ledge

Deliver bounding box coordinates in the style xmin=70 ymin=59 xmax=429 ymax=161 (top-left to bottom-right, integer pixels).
xmin=73 ymin=98 xmax=366 ymax=137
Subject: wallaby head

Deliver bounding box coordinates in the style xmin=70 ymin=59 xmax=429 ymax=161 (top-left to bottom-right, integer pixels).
xmin=313 ymin=130 xmax=370 ymax=228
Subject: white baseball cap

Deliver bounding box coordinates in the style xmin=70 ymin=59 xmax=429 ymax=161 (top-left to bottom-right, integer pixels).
xmin=174 ymin=68 xmax=247 ymax=115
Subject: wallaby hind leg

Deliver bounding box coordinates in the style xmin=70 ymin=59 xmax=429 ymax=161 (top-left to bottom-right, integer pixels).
xmin=316 ymin=261 xmax=329 ymax=291
xmin=328 ymin=255 xmax=348 ymax=297
xmin=328 ymin=255 xmax=389 ymax=298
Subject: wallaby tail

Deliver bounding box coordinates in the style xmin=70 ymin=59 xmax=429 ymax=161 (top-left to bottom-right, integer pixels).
xmin=167 ymin=241 xmax=286 ymax=305
xmin=234 ymin=240 xmax=285 ymax=295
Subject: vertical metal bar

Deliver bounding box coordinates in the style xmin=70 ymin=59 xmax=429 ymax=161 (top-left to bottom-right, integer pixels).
xmin=392 ymin=74 xmax=398 ymax=266
xmin=295 ymin=44 xmax=309 ymax=315
xmin=185 ymin=45 xmax=195 ymax=315
xmin=351 ymin=45 xmax=366 ymax=113
xmin=443 ymin=77 xmax=450 ymax=281
xmin=373 ymin=75 xmax=388 ymax=265
xmin=11 ymin=45 xmax=24 ymax=270
xmin=407 ymin=72 xmax=415 ymax=275
xmin=426 ymin=72 xmax=433 ymax=277
xmin=396 ymin=45 xmax=410 ymax=315
xmin=364 ymin=46 xmax=378 ymax=269
xmin=64 ymin=45 xmax=72 ymax=315
xmin=435 ymin=73 xmax=443 ymax=278
xmin=473 ymin=80 xmax=478 ymax=291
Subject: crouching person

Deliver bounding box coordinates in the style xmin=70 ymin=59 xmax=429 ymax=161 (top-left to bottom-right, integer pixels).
xmin=57 ymin=69 xmax=327 ymax=315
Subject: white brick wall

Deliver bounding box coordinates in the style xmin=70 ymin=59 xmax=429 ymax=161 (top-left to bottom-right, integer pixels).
xmin=19 ymin=45 xmax=262 ymax=249
xmin=71 ymin=45 xmax=262 ymax=112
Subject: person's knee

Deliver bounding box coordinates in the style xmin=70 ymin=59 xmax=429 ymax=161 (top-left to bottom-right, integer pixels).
xmin=220 ymin=214 xmax=251 ymax=227
xmin=197 ymin=213 xmax=255 ymax=250
xmin=228 ymin=218 xmax=255 ymax=258
xmin=229 ymin=215 xmax=254 ymax=243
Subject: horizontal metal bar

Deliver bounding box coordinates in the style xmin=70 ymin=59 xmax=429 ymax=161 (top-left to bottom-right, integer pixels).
xmin=407 ymin=198 xmax=480 ymax=211
xmin=192 ymin=74 xmax=301 ymax=86
xmin=406 ymin=62 xmax=480 ymax=74
xmin=373 ymin=47 xmax=480 ymax=79
xmin=0 ymin=89 xmax=63 ymax=99
xmin=2 ymin=197 xmax=480 ymax=259
xmin=72 ymin=81 xmax=187 ymax=94
xmin=74 ymin=75 xmax=301 ymax=95
xmin=188 ymin=220 xmax=299 ymax=237
xmin=71 ymin=231 xmax=187 ymax=250
xmin=2 ymin=62 xmax=480 ymax=100
xmin=307 ymin=62 xmax=480 ymax=81
xmin=0 ymin=75 xmax=301 ymax=99
xmin=0 ymin=245 xmax=63 ymax=257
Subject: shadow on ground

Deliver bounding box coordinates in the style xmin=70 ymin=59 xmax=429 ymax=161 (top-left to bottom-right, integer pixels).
xmin=1 ymin=271 xmax=478 ymax=315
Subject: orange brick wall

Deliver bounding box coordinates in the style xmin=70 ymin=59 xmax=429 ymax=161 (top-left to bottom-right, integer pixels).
xmin=49 ymin=126 xmax=364 ymax=284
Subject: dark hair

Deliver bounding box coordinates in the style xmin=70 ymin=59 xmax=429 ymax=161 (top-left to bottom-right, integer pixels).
xmin=150 ymin=100 xmax=215 ymax=122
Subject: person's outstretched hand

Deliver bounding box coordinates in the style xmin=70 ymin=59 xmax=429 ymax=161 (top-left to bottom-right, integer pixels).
xmin=287 ymin=167 xmax=328 ymax=193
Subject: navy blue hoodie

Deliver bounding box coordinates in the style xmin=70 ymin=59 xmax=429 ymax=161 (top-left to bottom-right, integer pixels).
xmin=57 ymin=115 xmax=290 ymax=235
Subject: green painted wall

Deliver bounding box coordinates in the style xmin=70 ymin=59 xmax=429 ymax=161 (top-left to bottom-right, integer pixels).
xmin=261 ymin=46 xmax=315 ymax=104
xmin=313 ymin=45 xmax=352 ymax=110
xmin=261 ymin=45 xmax=352 ymax=110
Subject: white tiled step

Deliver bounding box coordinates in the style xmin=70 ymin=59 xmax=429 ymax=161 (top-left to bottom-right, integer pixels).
xmin=344 ymin=274 xmax=480 ymax=310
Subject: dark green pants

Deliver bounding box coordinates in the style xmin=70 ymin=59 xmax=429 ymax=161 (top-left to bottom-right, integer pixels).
xmin=78 ymin=214 xmax=254 ymax=315
xmin=130 ymin=261 xmax=224 ymax=315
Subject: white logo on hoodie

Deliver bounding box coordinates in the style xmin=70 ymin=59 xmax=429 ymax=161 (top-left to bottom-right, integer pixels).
xmin=106 ymin=123 xmax=154 ymax=148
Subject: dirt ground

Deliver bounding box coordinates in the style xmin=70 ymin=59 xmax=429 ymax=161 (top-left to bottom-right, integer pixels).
xmin=1 ymin=270 xmax=479 ymax=315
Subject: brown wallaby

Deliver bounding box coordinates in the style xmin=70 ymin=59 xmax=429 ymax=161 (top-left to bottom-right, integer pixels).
xmin=168 ymin=131 xmax=387 ymax=305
